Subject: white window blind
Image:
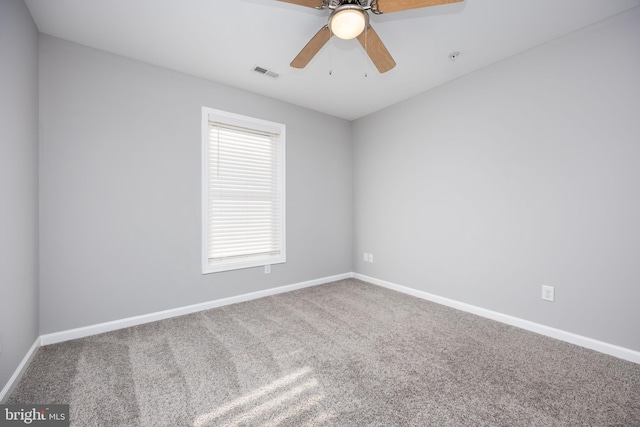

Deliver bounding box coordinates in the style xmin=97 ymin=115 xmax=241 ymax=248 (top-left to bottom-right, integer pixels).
xmin=202 ymin=108 xmax=286 ymax=274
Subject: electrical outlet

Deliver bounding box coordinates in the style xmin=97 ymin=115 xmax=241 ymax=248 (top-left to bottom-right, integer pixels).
xmin=368 ymin=253 xmax=373 ymax=263
xmin=542 ymin=285 xmax=554 ymax=302
xmin=363 ymin=252 xmax=368 ymax=262
xmin=265 ymin=264 xmax=271 ymax=274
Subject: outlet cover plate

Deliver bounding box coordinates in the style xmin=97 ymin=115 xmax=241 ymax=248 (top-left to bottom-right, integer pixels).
xmin=542 ymin=285 xmax=554 ymax=302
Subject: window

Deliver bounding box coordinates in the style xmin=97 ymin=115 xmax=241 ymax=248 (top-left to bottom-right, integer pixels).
xmin=202 ymin=107 xmax=286 ymax=274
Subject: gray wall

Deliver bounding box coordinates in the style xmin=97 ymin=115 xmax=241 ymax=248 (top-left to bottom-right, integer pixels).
xmin=0 ymin=0 xmax=40 ymax=391
xmin=39 ymin=36 xmax=352 ymax=334
xmin=353 ymin=8 xmax=640 ymax=352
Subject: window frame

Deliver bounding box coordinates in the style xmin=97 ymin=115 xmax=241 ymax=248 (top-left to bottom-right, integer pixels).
xmin=201 ymin=107 xmax=286 ymax=274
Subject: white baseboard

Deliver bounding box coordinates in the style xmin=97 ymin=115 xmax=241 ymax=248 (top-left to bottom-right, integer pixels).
xmin=40 ymin=272 xmax=352 ymax=346
xmin=0 ymin=337 xmax=40 ymax=403
xmin=354 ymin=273 xmax=640 ymax=365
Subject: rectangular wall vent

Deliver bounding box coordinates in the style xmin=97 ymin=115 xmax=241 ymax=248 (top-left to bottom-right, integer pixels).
xmin=253 ymin=66 xmax=279 ymax=78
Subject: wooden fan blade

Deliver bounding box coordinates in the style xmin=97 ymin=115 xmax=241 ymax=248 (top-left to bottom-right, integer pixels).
xmin=277 ymin=0 xmax=325 ymax=9
xmin=375 ymin=0 xmax=463 ymax=14
xmin=357 ymin=26 xmax=396 ymax=73
xmin=291 ymin=25 xmax=332 ymax=69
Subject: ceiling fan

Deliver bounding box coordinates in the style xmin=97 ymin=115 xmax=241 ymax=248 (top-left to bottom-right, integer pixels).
xmin=278 ymin=0 xmax=463 ymax=73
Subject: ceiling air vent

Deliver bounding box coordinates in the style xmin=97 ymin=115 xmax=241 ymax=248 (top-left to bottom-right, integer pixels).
xmin=253 ymin=66 xmax=279 ymax=78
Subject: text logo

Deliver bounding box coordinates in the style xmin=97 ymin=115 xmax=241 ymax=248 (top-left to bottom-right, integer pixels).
xmin=0 ymin=405 xmax=69 ymax=427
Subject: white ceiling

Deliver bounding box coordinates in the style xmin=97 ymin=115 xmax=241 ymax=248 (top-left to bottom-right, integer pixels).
xmin=25 ymin=0 xmax=640 ymax=120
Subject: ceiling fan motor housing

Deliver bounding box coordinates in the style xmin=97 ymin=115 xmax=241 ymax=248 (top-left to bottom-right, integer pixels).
xmin=326 ymin=0 xmax=369 ymax=8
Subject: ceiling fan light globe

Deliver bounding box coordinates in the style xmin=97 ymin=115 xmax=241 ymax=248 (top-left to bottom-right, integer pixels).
xmin=329 ymin=7 xmax=367 ymax=40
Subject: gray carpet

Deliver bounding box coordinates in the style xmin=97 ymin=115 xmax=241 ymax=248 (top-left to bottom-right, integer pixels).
xmin=7 ymin=279 xmax=640 ymax=426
